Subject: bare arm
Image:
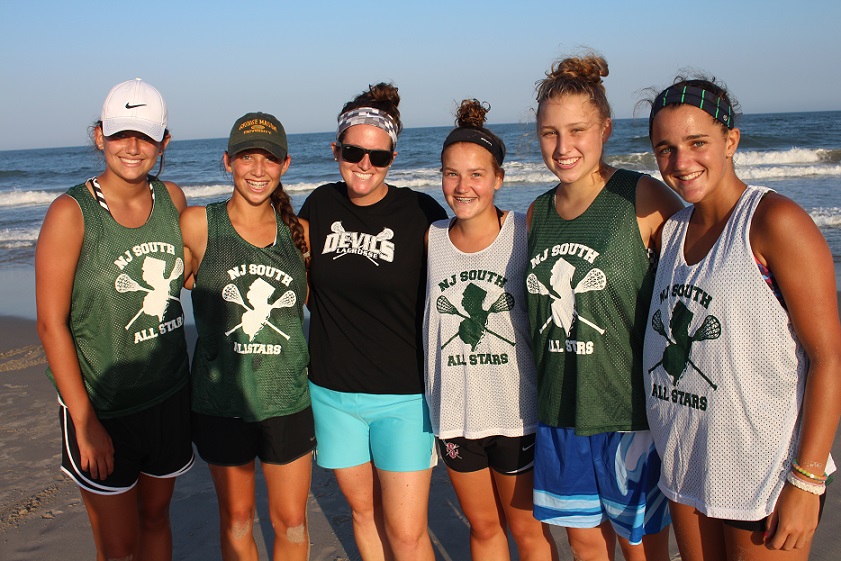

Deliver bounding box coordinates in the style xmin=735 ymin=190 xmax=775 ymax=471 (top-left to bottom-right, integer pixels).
xmin=179 ymin=206 xmax=208 ymax=290
xmin=35 ymin=195 xmax=114 ymax=480
xmin=164 ymin=180 xmax=187 ymax=213
xmin=752 ymin=192 xmax=841 ymax=550
xmin=635 ymin=175 xmax=683 ymax=252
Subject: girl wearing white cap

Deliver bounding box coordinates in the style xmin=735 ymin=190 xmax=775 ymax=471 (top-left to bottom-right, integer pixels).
xmin=36 ymin=78 xmax=191 ymax=560
xmin=299 ymin=83 xmax=447 ymax=561
xmin=181 ymin=112 xmax=313 ymax=561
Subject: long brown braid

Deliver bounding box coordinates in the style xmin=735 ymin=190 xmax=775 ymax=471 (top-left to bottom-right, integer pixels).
xmin=271 ymin=184 xmax=310 ymax=269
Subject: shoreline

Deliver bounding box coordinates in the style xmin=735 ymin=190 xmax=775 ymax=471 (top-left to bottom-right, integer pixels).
xmin=3 ymin=305 xmax=841 ymax=559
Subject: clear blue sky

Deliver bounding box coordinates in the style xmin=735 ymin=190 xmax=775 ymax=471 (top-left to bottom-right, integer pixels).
xmin=2 ymin=1 xmax=839 ymax=151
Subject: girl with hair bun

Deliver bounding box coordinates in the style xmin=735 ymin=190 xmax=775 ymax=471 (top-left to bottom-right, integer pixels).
xmin=525 ymin=53 xmax=683 ymax=560
xmin=424 ymin=99 xmax=558 ymax=561
xmin=644 ymin=75 xmax=841 ymax=561
xmin=299 ymin=83 xmax=447 ymax=561
xmin=181 ymin=112 xmax=313 ymax=561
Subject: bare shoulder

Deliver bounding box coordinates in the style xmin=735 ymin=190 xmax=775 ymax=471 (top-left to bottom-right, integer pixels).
xmin=751 ymin=190 xmax=828 ymax=267
xmin=180 ymin=205 xmax=208 ymax=242
xmin=163 ymin=180 xmax=187 ymax=212
xmin=526 ymin=201 xmax=536 ymax=230
xmin=635 ymin=174 xmax=683 ymax=250
xmin=636 ymin=174 xmax=683 ymax=218
xmin=42 ymin=194 xmax=84 ymax=237
xmin=752 ymin=191 xmax=813 ymax=229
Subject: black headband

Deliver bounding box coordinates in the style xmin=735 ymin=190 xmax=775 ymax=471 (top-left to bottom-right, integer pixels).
xmin=442 ymin=127 xmax=506 ymax=166
xmin=649 ymin=85 xmax=734 ymax=133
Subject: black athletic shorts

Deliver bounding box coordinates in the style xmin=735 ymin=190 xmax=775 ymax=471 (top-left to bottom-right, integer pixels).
xmin=192 ymin=405 xmax=316 ymax=466
xmin=436 ymin=433 xmax=536 ymax=474
xmin=60 ymin=383 xmax=194 ymax=495
xmin=721 ymin=491 xmax=827 ymax=532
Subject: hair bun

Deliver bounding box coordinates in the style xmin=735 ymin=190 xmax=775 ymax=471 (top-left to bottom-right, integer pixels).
xmin=455 ymin=99 xmax=489 ymax=129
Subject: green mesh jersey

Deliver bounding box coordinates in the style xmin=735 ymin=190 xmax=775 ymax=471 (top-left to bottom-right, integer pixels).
xmin=190 ymin=201 xmax=310 ymax=422
xmin=47 ymin=180 xmax=189 ymax=419
xmin=526 ymin=169 xmax=653 ymax=434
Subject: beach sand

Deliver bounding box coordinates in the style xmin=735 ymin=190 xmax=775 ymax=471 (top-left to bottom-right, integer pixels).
xmin=1 ymin=315 xmax=839 ymax=560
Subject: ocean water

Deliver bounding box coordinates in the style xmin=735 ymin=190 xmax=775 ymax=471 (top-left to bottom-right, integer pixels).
xmin=2 ymin=111 xmax=841 ymax=317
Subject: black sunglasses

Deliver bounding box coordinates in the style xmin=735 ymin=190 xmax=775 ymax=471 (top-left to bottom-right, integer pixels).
xmin=337 ymin=143 xmax=394 ymax=167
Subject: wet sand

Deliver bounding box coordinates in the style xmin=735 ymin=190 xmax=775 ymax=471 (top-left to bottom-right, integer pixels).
xmin=1 ymin=315 xmax=839 ymax=560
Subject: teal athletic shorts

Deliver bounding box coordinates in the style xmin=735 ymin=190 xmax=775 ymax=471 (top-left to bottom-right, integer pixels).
xmin=533 ymin=424 xmax=671 ymax=545
xmin=309 ymin=381 xmax=436 ymax=472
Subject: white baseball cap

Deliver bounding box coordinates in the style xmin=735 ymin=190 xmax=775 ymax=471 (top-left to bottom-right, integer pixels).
xmin=100 ymin=78 xmax=167 ymax=142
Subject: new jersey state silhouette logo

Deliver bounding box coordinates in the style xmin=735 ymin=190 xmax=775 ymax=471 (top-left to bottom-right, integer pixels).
xmin=222 ymin=278 xmax=296 ymax=341
xmin=527 ymin=257 xmax=606 ymax=336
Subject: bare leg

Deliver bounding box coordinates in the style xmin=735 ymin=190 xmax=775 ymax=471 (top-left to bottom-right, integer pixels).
xmin=492 ymin=469 xmax=558 ymax=561
xmin=334 ymin=462 xmax=393 ymax=561
xmin=209 ymin=461 xmax=259 ymax=561
xmin=263 ymin=454 xmax=312 ymax=561
xmin=80 ymin=486 xmax=141 ymax=561
xmin=136 ymin=474 xmax=177 ymax=561
xmin=616 ymin=527 xmax=670 ymax=561
xmin=724 ymin=523 xmax=811 ymax=561
xmin=378 ymin=467 xmax=435 ymax=561
xmin=447 ymin=467 xmax=510 ymax=561
xmin=566 ymin=524 xmax=616 ymax=561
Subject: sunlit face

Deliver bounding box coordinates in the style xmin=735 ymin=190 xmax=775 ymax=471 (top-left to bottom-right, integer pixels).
xmin=224 ymin=149 xmax=290 ymax=207
xmin=441 ymin=142 xmax=503 ymax=222
xmin=332 ymin=124 xmax=395 ymax=206
xmin=96 ymin=128 xmax=169 ymax=183
xmin=650 ymin=104 xmax=739 ymax=205
xmin=536 ymin=93 xmax=611 ymax=188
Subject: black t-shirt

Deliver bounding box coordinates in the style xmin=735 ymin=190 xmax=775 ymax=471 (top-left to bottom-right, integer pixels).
xmin=300 ymin=182 xmax=447 ymax=394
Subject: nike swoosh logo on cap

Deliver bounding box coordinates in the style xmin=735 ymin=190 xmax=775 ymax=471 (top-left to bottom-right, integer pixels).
xmin=125 ymin=102 xmax=147 ymax=109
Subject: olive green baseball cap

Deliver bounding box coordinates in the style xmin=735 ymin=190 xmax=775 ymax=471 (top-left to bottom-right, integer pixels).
xmin=227 ymin=112 xmax=287 ymax=160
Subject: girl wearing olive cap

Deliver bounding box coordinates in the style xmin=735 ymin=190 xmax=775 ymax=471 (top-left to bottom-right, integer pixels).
xmin=181 ymin=112 xmax=313 ymax=561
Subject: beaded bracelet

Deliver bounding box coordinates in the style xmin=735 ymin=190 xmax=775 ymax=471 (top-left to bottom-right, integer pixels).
xmin=792 ymin=459 xmax=828 ymax=482
xmin=787 ymin=471 xmax=826 ymax=495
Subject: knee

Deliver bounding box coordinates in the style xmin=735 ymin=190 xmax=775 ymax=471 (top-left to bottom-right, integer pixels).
xmin=385 ymin=521 xmax=428 ymax=552
xmin=468 ymin=517 xmax=506 ymax=543
xmin=270 ymin=511 xmax=308 ymax=544
xmin=138 ymin=501 xmax=170 ymax=533
xmin=507 ymin=516 xmax=547 ymax=547
xmin=220 ymin=504 xmax=256 ymax=538
xmin=278 ymin=522 xmax=308 ymax=545
xmin=349 ymin=503 xmax=379 ymax=527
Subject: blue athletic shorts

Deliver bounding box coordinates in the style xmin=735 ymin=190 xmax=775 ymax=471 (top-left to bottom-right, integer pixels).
xmin=533 ymin=424 xmax=670 ymax=545
xmin=309 ymin=381 xmax=436 ymax=472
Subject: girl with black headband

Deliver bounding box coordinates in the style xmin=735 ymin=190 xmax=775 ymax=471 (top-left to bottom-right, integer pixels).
xmin=423 ymin=99 xmax=558 ymax=561
xmin=298 ymin=83 xmax=447 ymax=561
xmin=644 ymin=76 xmax=841 ymax=560
xmin=525 ymin=53 xmax=683 ymax=561
xmin=35 ymin=79 xmax=192 ymax=560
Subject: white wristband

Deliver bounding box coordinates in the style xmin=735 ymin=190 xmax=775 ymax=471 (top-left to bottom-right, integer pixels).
xmin=787 ymin=471 xmax=826 ymax=495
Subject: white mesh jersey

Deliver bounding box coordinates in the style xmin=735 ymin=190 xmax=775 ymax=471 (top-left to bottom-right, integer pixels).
xmin=424 ymin=212 xmax=538 ymax=439
xmin=643 ymin=186 xmax=833 ymax=520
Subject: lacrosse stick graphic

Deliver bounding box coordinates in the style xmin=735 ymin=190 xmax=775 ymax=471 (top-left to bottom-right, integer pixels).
xmin=437 ymin=293 xmax=515 ymax=348
xmin=526 ymin=269 xmax=606 ymax=334
xmin=222 ymin=284 xmax=295 ymax=339
xmin=115 ymin=257 xmax=184 ymax=330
